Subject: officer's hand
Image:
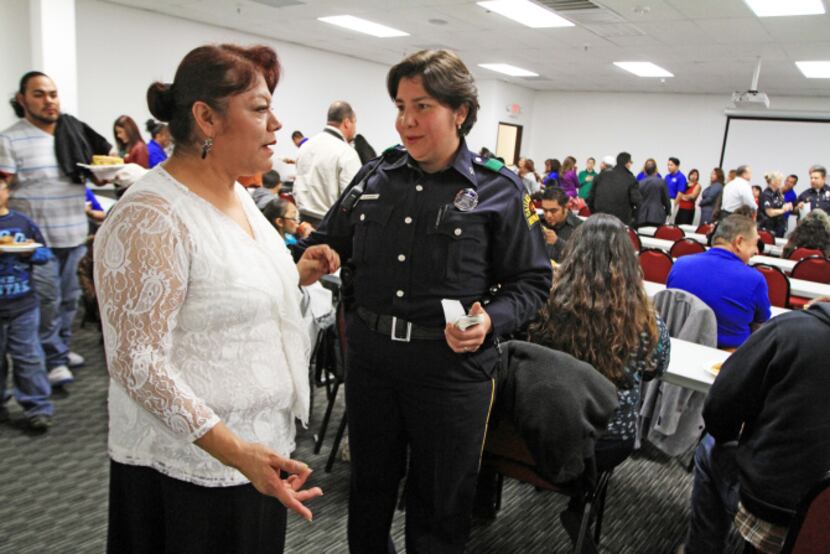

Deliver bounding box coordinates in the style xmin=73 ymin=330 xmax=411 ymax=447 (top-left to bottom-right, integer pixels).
xmin=297 ymin=245 xmax=340 ymax=286
xmin=542 ymin=227 xmax=558 ymax=245
xmin=445 ymin=302 xmax=492 ymax=354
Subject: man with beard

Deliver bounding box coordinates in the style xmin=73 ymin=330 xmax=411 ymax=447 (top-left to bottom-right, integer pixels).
xmin=0 ymin=71 xmax=111 ymax=387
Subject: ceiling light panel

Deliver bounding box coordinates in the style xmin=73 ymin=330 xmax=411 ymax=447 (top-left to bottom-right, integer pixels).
xmin=796 ymin=61 xmax=830 ymax=78
xmin=478 ymin=63 xmax=540 ymax=77
xmin=317 ymin=15 xmax=409 ymax=37
xmin=613 ymin=61 xmax=674 ymax=77
xmin=743 ymin=0 xmax=825 ymax=17
xmin=477 ymin=0 xmax=575 ymax=28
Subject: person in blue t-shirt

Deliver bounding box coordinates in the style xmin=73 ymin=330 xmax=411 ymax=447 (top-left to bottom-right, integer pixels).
xmin=782 ymin=174 xmax=798 ymax=222
xmin=667 ymin=214 xmax=770 ymax=349
xmin=0 ymin=177 xmax=55 ymax=431
xmin=666 ymin=156 xmax=688 ymax=200
xmin=145 ymin=119 xmax=172 ymax=168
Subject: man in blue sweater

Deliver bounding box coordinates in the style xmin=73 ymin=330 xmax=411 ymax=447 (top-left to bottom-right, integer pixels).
xmin=0 ymin=177 xmax=55 ymax=431
xmin=666 ymin=215 xmax=771 ymax=349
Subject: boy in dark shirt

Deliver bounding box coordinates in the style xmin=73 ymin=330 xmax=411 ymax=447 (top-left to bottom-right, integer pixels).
xmin=0 ymin=177 xmax=55 ymax=431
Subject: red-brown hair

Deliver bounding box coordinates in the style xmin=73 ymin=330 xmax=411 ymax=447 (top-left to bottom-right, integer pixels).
xmin=146 ymin=44 xmax=280 ymax=149
xmin=113 ymin=115 xmax=145 ymax=150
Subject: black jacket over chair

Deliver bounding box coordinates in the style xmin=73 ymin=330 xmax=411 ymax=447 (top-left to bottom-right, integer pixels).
xmin=492 ymin=340 xmax=619 ymax=485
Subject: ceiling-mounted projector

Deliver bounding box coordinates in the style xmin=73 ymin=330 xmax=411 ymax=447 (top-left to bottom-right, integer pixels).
xmin=730 ymin=57 xmax=770 ymax=109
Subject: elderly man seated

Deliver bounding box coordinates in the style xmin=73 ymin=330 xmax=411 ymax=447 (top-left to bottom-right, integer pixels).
xmin=680 ymin=299 xmax=830 ymax=553
xmin=666 ymin=214 xmax=770 ymax=350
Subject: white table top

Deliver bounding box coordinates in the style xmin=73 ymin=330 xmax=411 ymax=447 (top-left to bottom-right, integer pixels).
xmin=789 ymin=278 xmax=830 ymax=299
xmin=663 ymin=337 xmax=729 ymax=394
xmin=678 ymin=224 xmax=787 ymax=247
xmin=643 ymin=281 xmax=789 ymax=317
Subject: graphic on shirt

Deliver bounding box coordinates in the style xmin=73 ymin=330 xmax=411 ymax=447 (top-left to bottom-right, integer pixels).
xmin=523 ymin=194 xmax=539 ymax=229
xmin=0 ymin=229 xmax=35 ymax=299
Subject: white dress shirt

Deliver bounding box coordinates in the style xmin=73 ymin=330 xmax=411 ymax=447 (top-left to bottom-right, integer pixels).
xmin=293 ymin=126 xmax=362 ymax=219
xmin=721 ymin=176 xmax=757 ymax=213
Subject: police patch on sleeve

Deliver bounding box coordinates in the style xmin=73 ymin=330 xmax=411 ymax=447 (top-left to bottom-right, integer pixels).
xmin=523 ymin=194 xmax=540 ymax=228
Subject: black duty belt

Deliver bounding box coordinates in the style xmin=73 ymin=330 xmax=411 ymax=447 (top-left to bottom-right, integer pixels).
xmin=355 ymin=307 xmax=446 ymax=342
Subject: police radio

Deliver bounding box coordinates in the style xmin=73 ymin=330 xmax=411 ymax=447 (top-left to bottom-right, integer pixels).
xmin=340 ymin=149 xmax=396 ymax=215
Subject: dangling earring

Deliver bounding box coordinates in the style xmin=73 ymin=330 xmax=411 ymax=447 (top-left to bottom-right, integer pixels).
xmin=201 ymin=137 xmax=213 ymax=159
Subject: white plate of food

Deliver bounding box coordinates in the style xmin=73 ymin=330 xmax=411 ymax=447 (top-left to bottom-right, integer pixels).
xmin=0 ymin=242 xmax=43 ymax=254
xmin=704 ymin=361 xmax=723 ymax=377
xmin=77 ymin=162 xmax=126 ymax=180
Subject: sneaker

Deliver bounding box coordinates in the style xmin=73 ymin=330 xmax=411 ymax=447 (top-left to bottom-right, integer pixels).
xmin=27 ymin=414 xmax=52 ymax=432
xmin=68 ymin=351 xmax=85 ymax=368
xmin=48 ymin=365 xmax=75 ymax=386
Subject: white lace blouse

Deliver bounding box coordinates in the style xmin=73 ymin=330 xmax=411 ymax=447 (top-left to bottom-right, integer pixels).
xmin=94 ymin=167 xmax=310 ymax=487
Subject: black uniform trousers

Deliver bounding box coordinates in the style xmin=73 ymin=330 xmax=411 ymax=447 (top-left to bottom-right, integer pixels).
xmin=107 ymin=460 xmax=287 ymax=554
xmin=345 ymin=312 xmax=497 ymax=554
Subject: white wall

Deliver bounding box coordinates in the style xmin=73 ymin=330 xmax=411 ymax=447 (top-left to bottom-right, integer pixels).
xmin=526 ymin=90 xmax=830 ymax=180
xmin=74 ymin=0 xmax=401 ymax=173
xmin=0 ymin=0 xmax=32 ymax=131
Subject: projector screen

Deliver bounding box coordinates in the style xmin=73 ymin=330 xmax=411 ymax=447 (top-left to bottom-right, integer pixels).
xmin=720 ymin=116 xmax=830 ymax=198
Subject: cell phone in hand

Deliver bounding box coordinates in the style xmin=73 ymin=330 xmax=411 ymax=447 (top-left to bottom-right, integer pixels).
xmin=456 ymin=314 xmax=484 ymax=331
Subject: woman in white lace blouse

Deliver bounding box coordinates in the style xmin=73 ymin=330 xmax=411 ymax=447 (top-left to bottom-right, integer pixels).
xmin=94 ymin=44 xmax=339 ymax=554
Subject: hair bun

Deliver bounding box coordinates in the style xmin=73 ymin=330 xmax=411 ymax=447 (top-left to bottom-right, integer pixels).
xmin=147 ymin=82 xmax=176 ymax=122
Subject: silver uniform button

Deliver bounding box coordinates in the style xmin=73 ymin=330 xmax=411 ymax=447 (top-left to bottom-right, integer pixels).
xmin=415 ymin=184 xmax=423 ymax=192
xmin=404 ymin=216 xmax=413 ymax=224
xmin=396 ymin=290 xmax=405 ymax=298
xmin=360 ymin=213 xmax=366 ymax=221
xmin=454 ymin=228 xmax=462 ymax=236
xmin=398 ymin=254 xmax=406 ymax=262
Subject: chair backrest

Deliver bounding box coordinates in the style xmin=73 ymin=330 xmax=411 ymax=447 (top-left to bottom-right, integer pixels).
xmin=753 ymin=264 xmax=790 ymax=308
xmin=627 ymin=227 xmax=642 ymax=252
xmin=788 ymin=247 xmax=823 ymax=261
xmin=639 ymin=249 xmax=674 ymax=284
xmin=757 ymin=229 xmax=775 ymax=245
xmin=669 ymin=238 xmax=706 ymax=259
xmin=695 ymin=223 xmax=714 ymax=235
xmin=782 ymin=471 xmax=830 ymax=554
xmin=578 ymin=205 xmax=592 ymax=217
xmin=791 ymin=256 xmax=830 ymax=284
xmin=655 ymin=224 xmax=685 ymax=241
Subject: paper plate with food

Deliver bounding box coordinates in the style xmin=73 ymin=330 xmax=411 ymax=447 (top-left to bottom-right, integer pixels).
xmin=0 ymin=236 xmax=42 ymax=253
xmin=77 ymin=155 xmax=125 ymax=180
xmin=704 ymin=361 xmax=723 ymax=377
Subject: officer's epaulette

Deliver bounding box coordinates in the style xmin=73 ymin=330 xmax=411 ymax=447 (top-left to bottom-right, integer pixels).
xmin=475 ymin=157 xmax=504 ymax=173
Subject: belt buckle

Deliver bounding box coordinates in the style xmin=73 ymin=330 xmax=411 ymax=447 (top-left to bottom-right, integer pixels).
xmin=390 ymin=316 xmax=412 ymax=342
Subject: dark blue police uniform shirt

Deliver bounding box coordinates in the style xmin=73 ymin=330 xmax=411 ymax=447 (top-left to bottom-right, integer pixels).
xmin=665 ymin=171 xmax=687 ymax=199
xmin=797 ymin=185 xmax=830 ymax=214
xmin=667 ymin=248 xmax=770 ymax=348
xmin=295 ymin=142 xmax=552 ymax=336
xmin=0 ymin=210 xmax=52 ymax=318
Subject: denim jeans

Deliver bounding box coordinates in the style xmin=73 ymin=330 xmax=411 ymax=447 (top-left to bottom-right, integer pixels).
xmin=0 ymin=306 xmax=53 ymax=418
xmin=685 ymin=433 xmax=740 ymax=554
xmin=32 ymin=244 xmax=86 ymax=369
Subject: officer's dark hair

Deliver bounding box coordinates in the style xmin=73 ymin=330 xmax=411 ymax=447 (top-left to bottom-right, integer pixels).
xmin=645 ymin=160 xmax=657 ymax=176
xmin=712 ymin=214 xmax=756 ymax=245
xmin=736 ymin=164 xmax=751 ymax=178
xmin=262 ymin=170 xmax=281 ymax=189
xmin=327 ymin=101 xmax=355 ymax=125
xmin=541 ymin=186 xmax=569 ymax=206
xmin=147 ymin=44 xmax=280 ymax=152
xmin=10 ymin=71 xmax=49 ymax=118
xmin=811 ymin=165 xmax=827 ymax=178
xmin=616 ymin=152 xmax=631 ymax=167
xmin=291 ymin=130 xmax=303 ymax=140
xmin=669 ymin=157 xmax=680 ymax=166
xmin=387 ymin=49 xmax=479 ymax=137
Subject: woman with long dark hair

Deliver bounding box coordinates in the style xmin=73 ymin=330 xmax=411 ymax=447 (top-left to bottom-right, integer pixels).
xmin=529 ymin=213 xmax=670 ymax=549
xmin=112 ymin=115 xmax=149 ymax=168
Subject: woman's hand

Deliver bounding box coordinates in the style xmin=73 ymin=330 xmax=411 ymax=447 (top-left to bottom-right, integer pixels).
xmin=233 ymin=442 xmax=323 ymax=521
xmin=444 ymin=302 xmax=492 ymax=353
xmin=297 ymin=245 xmax=340 ymax=286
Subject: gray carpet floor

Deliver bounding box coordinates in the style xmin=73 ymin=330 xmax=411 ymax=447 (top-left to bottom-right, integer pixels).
xmin=0 ymin=322 xmax=742 ymax=553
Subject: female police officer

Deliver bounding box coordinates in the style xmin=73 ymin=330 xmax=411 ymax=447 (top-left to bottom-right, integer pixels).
xmin=295 ymin=50 xmax=551 ymax=553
